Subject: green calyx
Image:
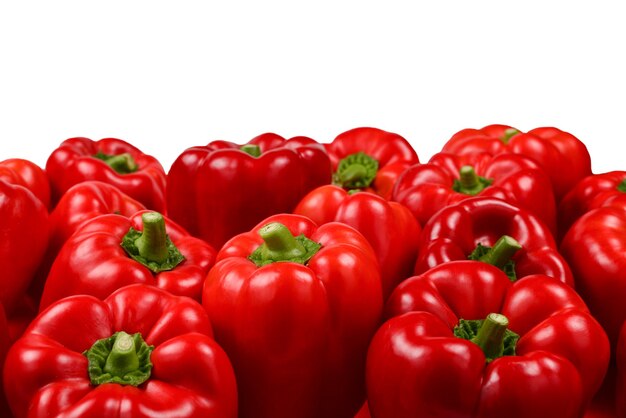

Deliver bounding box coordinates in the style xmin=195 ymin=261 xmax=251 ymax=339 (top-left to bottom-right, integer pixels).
xmin=240 ymin=144 xmax=261 ymax=157
xmin=468 ymin=235 xmax=522 ymax=282
xmin=333 ymin=152 xmax=379 ymax=191
xmin=248 ymin=222 xmax=321 ymax=267
xmin=617 ymin=178 xmax=626 ymax=193
xmin=452 ymin=166 xmax=494 ymax=195
xmin=454 ymin=313 xmax=519 ymax=362
xmin=94 ymin=151 xmax=138 ymax=174
xmin=84 ymin=331 xmax=154 ymax=387
xmin=501 ymin=128 xmax=520 ymax=144
xmin=121 ymin=212 xmax=185 ymax=273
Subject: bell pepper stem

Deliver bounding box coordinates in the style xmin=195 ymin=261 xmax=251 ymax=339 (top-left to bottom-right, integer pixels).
xmin=459 ymin=166 xmax=480 ymax=189
xmin=333 ymin=152 xmax=379 ymax=190
xmin=472 ymin=313 xmax=509 ymax=360
xmin=617 ymin=178 xmax=626 ymax=193
xmin=240 ymin=144 xmax=261 ymax=157
xmin=453 ymin=166 xmax=493 ymax=195
xmin=478 ymin=235 xmax=522 ymax=269
xmin=94 ymin=152 xmax=138 ymax=174
xmin=103 ymin=332 xmax=140 ymax=377
xmin=501 ymin=128 xmax=520 ymax=144
xmin=340 ymin=164 xmax=368 ymax=185
xmin=259 ymin=222 xmax=306 ymax=259
xmin=134 ymin=212 xmax=169 ymax=264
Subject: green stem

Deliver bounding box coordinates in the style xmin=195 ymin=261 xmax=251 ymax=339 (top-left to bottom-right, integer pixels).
xmin=120 ymin=211 xmax=185 ymax=273
xmin=333 ymin=152 xmax=379 ymax=190
xmin=94 ymin=151 xmax=138 ymax=174
xmin=240 ymin=144 xmax=261 ymax=157
xmin=501 ymin=128 xmax=520 ymax=144
xmin=84 ymin=331 xmax=154 ymax=387
xmin=248 ymin=222 xmax=322 ymax=267
xmin=471 ymin=313 xmax=510 ymax=361
xmin=617 ymin=178 xmax=626 ymax=193
xmin=452 ymin=166 xmax=493 ymax=195
xmin=478 ymin=235 xmax=522 ymax=269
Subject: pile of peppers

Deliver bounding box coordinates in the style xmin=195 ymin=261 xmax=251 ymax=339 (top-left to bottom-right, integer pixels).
xmin=1 ymin=125 xmax=624 ymax=418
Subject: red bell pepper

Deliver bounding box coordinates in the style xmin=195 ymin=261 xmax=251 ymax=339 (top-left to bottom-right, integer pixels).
xmin=0 ymin=304 xmax=11 ymax=417
xmin=40 ymin=210 xmax=215 ymax=310
xmin=0 ymin=179 xmax=48 ymax=313
xmin=294 ymin=185 xmax=421 ymax=299
xmin=0 ymin=158 xmax=50 ymax=209
xmin=4 ymin=284 xmax=238 ymax=418
xmin=30 ymin=181 xmax=147 ymax=302
xmin=414 ymin=197 xmax=574 ymax=286
xmin=366 ymin=261 xmax=609 ymax=418
xmin=560 ymin=207 xmax=626 ymax=347
xmin=325 ymin=127 xmax=419 ymax=199
xmin=392 ymin=151 xmax=557 ymax=232
xmin=203 ymin=214 xmax=383 ymax=418
xmin=559 ymin=171 xmax=626 ymax=239
xmin=617 ymin=322 xmax=626 ymax=417
xmin=442 ymin=124 xmax=592 ymax=201
xmin=167 ymin=133 xmax=332 ymax=248
xmin=46 ymin=137 xmax=167 ymax=212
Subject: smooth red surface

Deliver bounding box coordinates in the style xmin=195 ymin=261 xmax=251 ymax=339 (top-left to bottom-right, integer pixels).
xmin=0 ymin=158 xmax=50 ymax=210
xmin=367 ymin=262 xmax=609 ymax=418
xmin=295 ymin=185 xmax=421 ymax=299
xmin=203 ymin=214 xmax=383 ymax=418
xmin=46 ymin=137 xmax=167 ymax=212
xmin=393 ymin=151 xmax=556 ymax=234
xmin=414 ymin=197 xmax=573 ymax=286
xmin=325 ymin=127 xmax=419 ymax=199
xmin=3 ymin=285 xmax=237 ymax=418
xmin=167 ymin=133 xmax=332 ymax=248
xmin=40 ymin=210 xmax=215 ymax=310
xmin=442 ymin=124 xmax=591 ymax=201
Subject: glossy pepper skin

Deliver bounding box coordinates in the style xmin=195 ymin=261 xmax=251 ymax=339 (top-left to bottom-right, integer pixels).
xmin=325 ymin=127 xmax=419 ymax=199
xmin=561 ymin=207 xmax=626 ymax=347
xmin=559 ymin=171 xmax=626 ymax=240
xmin=203 ymin=214 xmax=383 ymax=418
xmin=0 ymin=179 xmax=48 ymax=313
xmin=167 ymin=133 xmax=332 ymax=248
xmin=414 ymin=197 xmax=574 ymax=286
xmin=0 ymin=158 xmax=50 ymax=209
xmin=294 ymin=185 xmax=421 ymax=299
xmin=30 ymin=181 xmax=147 ymax=302
xmin=40 ymin=210 xmax=215 ymax=310
xmin=366 ymin=261 xmax=610 ymax=418
xmin=46 ymin=137 xmax=167 ymax=212
xmin=442 ymin=124 xmax=591 ymax=201
xmin=4 ymin=284 xmax=238 ymax=418
xmin=0 ymin=304 xmax=11 ymax=416
xmin=392 ymin=151 xmax=556 ymax=233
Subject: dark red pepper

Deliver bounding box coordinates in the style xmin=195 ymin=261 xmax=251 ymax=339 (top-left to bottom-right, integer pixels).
xmin=203 ymin=214 xmax=382 ymax=418
xmin=442 ymin=124 xmax=591 ymax=201
xmin=294 ymin=185 xmax=421 ymax=299
xmin=414 ymin=197 xmax=573 ymax=286
xmin=367 ymin=261 xmax=609 ymax=418
xmin=167 ymin=133 xmax=331 ymax=248
xmin=393 ymin=151 xmax=556 ymax=232
xmin=46 ymin=137 xmax=167 ymax=211
xmin=325 ymin=127 xmax=419 ymax=199
xmin=40 ymin=210 xmax=215 ymax=310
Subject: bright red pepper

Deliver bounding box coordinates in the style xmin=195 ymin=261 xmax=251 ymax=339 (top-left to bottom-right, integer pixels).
xmin=414 ymin=197 xmax=574 ymax=286
xmin=560 ymin=207 xmax=626 ymax=347
xmin=167 ymin=133 xmax=331 ymax=248
xmin=46 ymin=137 xmax=167 ymax=212
xmin=294 ymin=185 xmax=421 ymax=299
xmin=392 ymin=151 xmax=556 ymax=232
xmin=442 ymin=124 xmax=591 ymax=201
xmin=325 ymin=127 xmax=419 ymax=199
xmin=4 ymin=284 xmax=238 ymax=418
xmin=30 ymin=181 xmax=147 ymax=302
xmin=559 ymin=171 xmax=626 ymax=239
xmin=40 ymin=210 xmax=215 ymax=310
xmin=203 ymin=214 xmax=382 ymax=418
xmin=366 ymin=261 xmax=609 ymax=418
xmin=0 ymin=179 xmax=48 ymax=314
xmin=0 ymin=158 xmax=50 ymax=209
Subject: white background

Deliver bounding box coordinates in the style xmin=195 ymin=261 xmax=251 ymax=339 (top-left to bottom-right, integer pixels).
xmin=1 ymin=1 xmax=624 ymax=173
